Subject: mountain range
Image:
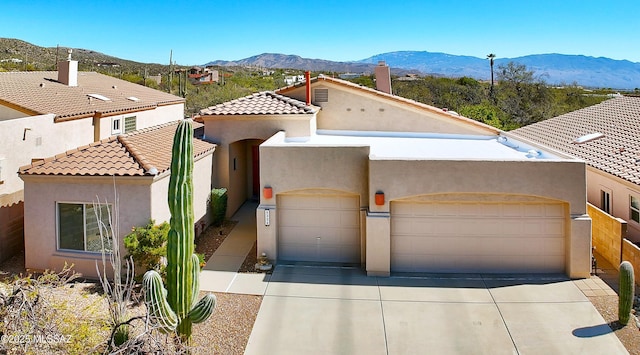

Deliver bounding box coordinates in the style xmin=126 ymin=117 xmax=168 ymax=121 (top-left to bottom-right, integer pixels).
xmin=2 ymin=38 xmax=638 ymax=90
xmin=208 ymin=52 xmax=640 ymax=90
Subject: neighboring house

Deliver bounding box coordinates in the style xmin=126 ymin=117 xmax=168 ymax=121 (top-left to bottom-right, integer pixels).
xmin=188 ymin=66 xmax=219 ymax=85
xmin=199 ymin=66 xmax=592 ymax=278
xmin=0 ymin=57 xmax=185 ymax=262
xmin=511 ymin=96 xmax=640 ymax=242
xmin=283 ymin=75 xmax=305 ymax=86
xmin=18 ymin=121 xmax=215 ymax=278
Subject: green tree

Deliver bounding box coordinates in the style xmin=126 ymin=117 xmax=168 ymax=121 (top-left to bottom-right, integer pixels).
xmin=496 ymin=62 xmax=552 ymax=126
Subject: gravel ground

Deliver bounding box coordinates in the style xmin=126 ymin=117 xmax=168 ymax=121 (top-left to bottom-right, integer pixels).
xmin=2 ymin=224 xmax=640 ymax=353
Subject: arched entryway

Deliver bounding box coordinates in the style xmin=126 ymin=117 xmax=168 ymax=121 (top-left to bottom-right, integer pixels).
xmin=226 ymin=139 xmax=264 ymax=216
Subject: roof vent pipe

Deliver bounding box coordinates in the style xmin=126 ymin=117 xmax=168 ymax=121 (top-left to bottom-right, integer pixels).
xmin=305 ymin=71 xmax=311 ymax=106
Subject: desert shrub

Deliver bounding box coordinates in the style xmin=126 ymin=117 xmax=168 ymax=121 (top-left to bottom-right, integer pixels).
xmin=123 ymin=220 xmax=169 ymax=276
xmin=210 ymin=188 xmax=228 ymax=227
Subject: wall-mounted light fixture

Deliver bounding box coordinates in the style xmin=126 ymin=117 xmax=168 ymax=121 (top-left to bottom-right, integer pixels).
xmin=263 ymin=186 xmax=273 ymax=199
xmin=375 ymin=191 xmax=385 ymax=206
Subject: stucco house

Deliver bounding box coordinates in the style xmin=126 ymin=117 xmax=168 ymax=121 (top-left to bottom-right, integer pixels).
xmin=511 ymin=97 xmax=640 ymax=242
xmin=199 ymin=68 xmax=592 ymax=278
xmin=0 ymin=56 xmax=185 ymax=262
xmin=18 ymin=121 xmax=215 ymax=277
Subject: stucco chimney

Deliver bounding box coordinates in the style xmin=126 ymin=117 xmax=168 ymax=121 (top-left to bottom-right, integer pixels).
xmin=374 ymin=61 xmax=391 ymax=94
xmin=58 ymin=49 xmax=78 ymax=87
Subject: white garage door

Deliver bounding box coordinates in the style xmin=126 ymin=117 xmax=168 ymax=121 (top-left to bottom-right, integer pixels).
xmin=391 ymin=201 xmax=565 ymax=273
xmin=278 ymin=194 xmax=360 ymax=263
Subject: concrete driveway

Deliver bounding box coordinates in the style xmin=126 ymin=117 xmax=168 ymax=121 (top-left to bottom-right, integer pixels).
xmin=244 ymin=265 xmax=627 ymax=355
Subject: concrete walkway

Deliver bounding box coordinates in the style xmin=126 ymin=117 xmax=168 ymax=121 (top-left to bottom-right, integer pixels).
xmin=199 ymin=201 xmax=271 ymax=295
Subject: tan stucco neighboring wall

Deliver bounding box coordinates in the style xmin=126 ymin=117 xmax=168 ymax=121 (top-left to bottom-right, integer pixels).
xmin=586 ymin=167 xmax=640 ymax=242
xmin=150 ymin=152 xmax=213 ymax=227
xmin=368 ymin=159 xmax=587 ymax=215
xmin=0 ymin=114 xmax=92 ymax=196
xmin=283 ymin=81 xmax=496 ymax=135
xmin=0 ymin=104 xmax=184 ymax=200
xmin=259 ymin=133 xmax=370 ymax=204
xmin=21 ymin=175 xmax=153 ymax=277
xmin=98 ymin=104 xmax=184 ymax=138
xmin=366 ymin=158 xmax=590 ymax=278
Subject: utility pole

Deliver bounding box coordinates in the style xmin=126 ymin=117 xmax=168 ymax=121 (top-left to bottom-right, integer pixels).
xmin=169 ymin=50 xmax=173 ymax=94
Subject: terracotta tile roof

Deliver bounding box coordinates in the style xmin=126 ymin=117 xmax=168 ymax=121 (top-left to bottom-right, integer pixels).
xmin=198 ymin=91 xmax=317 ymax=116
xmin=276 ymin=75 xmax=500 ymax=134
xmin=511 ymin=96 xmax=640 ymax=186
xmin=0 ymin=71 xmax=184 ymax=121
xmin=18 ymin=121 xmax=215 ymax=177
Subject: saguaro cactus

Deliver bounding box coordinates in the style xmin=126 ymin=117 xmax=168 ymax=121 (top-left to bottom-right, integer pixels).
xmin=143 ymin=120 xmax=216 ymax=340
xmin=618 ymin=261 xmax=635 ymax=325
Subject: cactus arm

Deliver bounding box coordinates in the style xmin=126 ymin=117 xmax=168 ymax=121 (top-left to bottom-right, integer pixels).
xmin=142 ymin=270 xmax=178 ymax=332
xmin=191 ymin=253 xmax=201 ymax=306
xmin=189 ymin=293 xmax=217 ymax=324
xmin=619 ymin=261 xmax=635 ymax=325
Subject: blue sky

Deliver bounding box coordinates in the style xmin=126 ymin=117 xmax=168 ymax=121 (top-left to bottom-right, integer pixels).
xmin=3 ymin=0 xmax=639 ymax=65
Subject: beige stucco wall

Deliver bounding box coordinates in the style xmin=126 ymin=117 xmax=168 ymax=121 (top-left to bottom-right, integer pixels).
xmin=368 ymin=159 xmax=587 ymax=215
xmin=257 ymin=134 xmax=591 ymax=277
xmin=0 ymin=114 xmax=92 ymax=196
xmin=150 ymin=152 xmax=213 ymax=227
xmin=586 ymin=167 xmax=640 ymax=242
xmin=0 ymin=103 xmax=184 ymax=200
xmin=21 ymin=175 xmax=153 ymax=278
xmin=259 ymin=132 xmax=370 ymax=204
xmin=98 ymin=104 xmax=184 ymax=138
xmin=202 ymin=115 xmax=316 ymax=216
xmin=282 ymin=81 xmax=496 ymax=135
xmin=21 ymin=149 xmax=211 ymax=278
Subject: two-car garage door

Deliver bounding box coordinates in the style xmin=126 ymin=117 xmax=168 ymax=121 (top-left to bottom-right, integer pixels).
xmin=278 ymin=194 xmax=360 ymax=263
xmin=391 ymin=201 xmax=566 ymax=273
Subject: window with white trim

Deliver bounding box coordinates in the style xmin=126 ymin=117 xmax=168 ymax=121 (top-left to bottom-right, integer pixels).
xmin=57 ymin=202 xmax=113 ymax=252
xmin=631 ymin=195 xmax=640 ymax=223
xmin=601 ymin=190 xmax=611 ymax=214
xmin=124 ymin=116 xmax=137 ymax=133
xmin=112 ymin=117 xmax=122 ymax=134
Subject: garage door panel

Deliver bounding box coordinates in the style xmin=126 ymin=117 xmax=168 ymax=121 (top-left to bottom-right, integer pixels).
xmin=391 ymin=201 xmax=566 ymax=273
xmin=278 ymin=194 xmax=360 ymax=263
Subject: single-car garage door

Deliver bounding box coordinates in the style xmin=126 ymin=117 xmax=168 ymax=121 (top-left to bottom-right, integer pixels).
xmin=278 ymin=194 xmax=360 ymax=263
xmin=391 ymin=201 xmax=566 ymax=273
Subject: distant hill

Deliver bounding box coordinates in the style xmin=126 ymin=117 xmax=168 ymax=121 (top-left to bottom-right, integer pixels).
xmin=0 ymin=38 xmax=169 ymax=74
xmin=359 ymin=51 xmax=640 ymax=89
xmin=205 ymin=53 xmax=421 ymax=76
xmin=209 ymin=51 xmax=640 ymax=90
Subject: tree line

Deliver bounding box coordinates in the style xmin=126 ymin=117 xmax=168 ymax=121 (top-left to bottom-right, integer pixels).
xmin=101 ymin=62 xmax=615 ymax=130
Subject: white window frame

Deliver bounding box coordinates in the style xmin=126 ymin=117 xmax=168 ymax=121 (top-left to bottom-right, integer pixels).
xmin=631 ymin=194 xmax=640 ymax=224
xmin=56 ymin=202 xmax=113 ymax=253
xmin=112 ymin=117 xmax=122 ymax=135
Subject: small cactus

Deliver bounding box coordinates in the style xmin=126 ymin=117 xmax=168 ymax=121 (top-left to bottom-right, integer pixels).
xmin=618 ymin=260 xmax=635 ymax=325
xmin=142 ymin=120 xmax=215 ymax=340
